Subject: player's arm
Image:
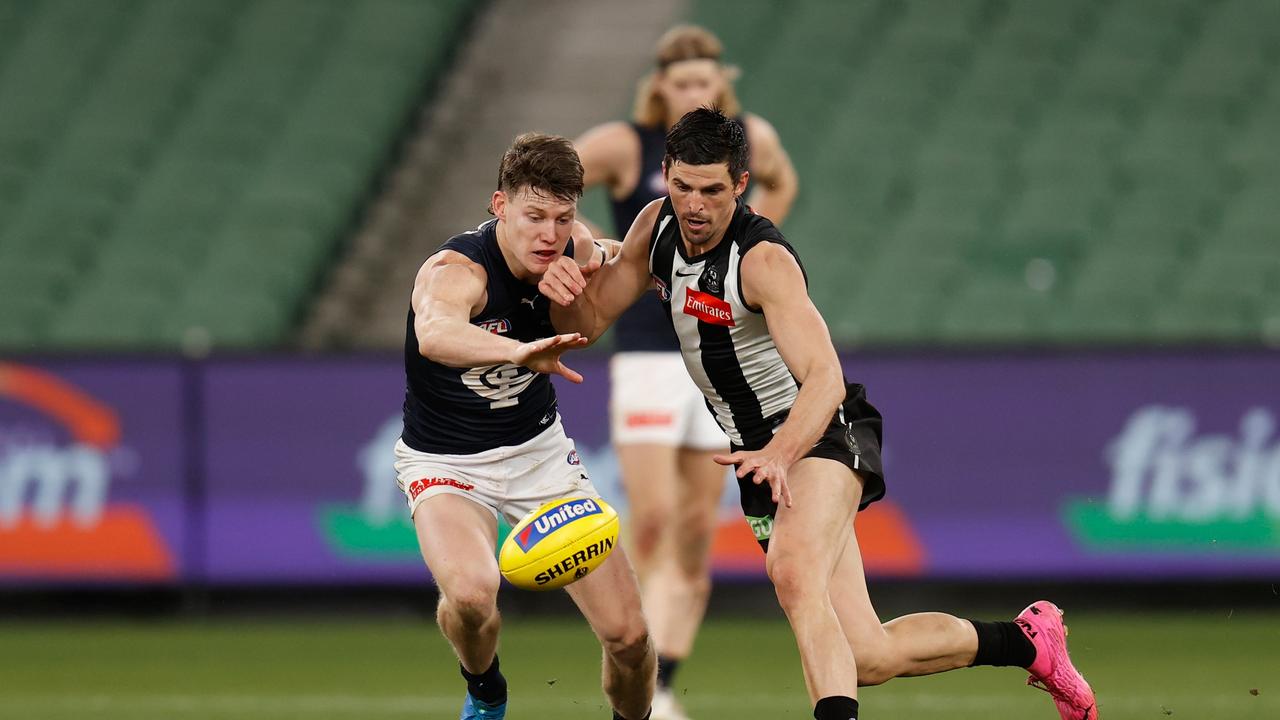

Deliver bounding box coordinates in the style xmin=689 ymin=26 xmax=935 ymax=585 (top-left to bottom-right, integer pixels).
xmin=713 ymin=243 xmax=842 ymax=507
xmin=544 ymin=199 xmax=660 ymax=342
xmin=414 ymin=252 xmax=587 ymax=381
xmin=743 ymin=114 xmax=798 ymax=226
xmin=573 ymin=122 xmax=638 ymax=237
xmin=569 ymin=221 xmax=622 ymax=267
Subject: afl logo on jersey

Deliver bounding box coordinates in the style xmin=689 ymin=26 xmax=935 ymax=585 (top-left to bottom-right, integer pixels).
xmin=478 ymin=318 xmax=511 ymax=334
xmin=652 ymin=275 xmax=671 ymax=302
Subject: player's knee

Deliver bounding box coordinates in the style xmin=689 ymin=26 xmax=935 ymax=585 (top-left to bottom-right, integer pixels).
xmin=600 ymin=619 xmax=652 ymax=668
xmin=766 ymin=555 xmax=825 ymax=613
xmin=630 ymin=507 xmax=672 ymax=558
xmin=673 ymin=516 xmax=716 ymax=577
xmin=440 ymin=575 xmax=499 ymax=627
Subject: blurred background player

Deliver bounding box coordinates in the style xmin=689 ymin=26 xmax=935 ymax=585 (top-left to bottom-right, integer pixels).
xmin=396 ymin=132 xmax=654 ymax=720
xmin=573 ymin=26 xmax=797 ymax=719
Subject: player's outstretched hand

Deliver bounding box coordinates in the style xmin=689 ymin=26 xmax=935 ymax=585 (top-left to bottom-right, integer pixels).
xmin=538 ymin=254 xmax=601 ymax=307
xmin=512 ymin=332 xmax=590 ymax=383
xmin=713 ymin=449 xmax=794 ymax=508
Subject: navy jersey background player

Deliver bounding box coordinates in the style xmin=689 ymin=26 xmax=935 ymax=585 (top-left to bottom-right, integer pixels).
xmin=395 ymin=132 xmax=655 ymax=720
xmin=573 ymin=25 xmax=797 ymax=720
xmin=540 ymin=109 xmax=1098 ymax=720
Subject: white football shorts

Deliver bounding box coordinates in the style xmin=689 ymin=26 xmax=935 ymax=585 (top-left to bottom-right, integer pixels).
xmin=393 ymin=416 xmax=601 ymax=524
xmin=609 ymin=352 xmax=727 ymax=450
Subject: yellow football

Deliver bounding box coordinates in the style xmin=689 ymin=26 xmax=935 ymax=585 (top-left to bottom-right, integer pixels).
xmin=499 ymin=496 xmax=619 ymax=591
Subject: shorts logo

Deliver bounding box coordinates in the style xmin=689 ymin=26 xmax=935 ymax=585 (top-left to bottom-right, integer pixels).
xmin=625 ymin=412 xmax=674 ymax=428
xmin=652 ymin=275 xmax=671 ymax=302
xmin=745 ymin=514 xmax=773 ymax=541
xmin=683 ymin=288 xmax=735 ymax=327
xmin=408 ymin=477 xmax=474 ymax=500
xmin=567 ymin=449 xmax=581 ymax=466
xmin=514 ymin=498 xmax=602 ymax=552
xmin=477 ymin=318 xmax=511 ymax=334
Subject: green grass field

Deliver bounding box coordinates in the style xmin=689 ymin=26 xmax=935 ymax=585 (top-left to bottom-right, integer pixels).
xmin=2 ymin=612 xmax=1275 ymax=719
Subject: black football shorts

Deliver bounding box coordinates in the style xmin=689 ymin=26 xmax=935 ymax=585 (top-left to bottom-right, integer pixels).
xmin=734 ymin=382 xmax=886 ymax=552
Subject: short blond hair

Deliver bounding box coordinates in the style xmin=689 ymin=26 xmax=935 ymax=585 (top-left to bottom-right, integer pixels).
xmin=632 ymin=25 xmax=742 ymax=128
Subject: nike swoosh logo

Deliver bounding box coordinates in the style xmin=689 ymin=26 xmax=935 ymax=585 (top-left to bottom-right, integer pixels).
xmin=674 ymin=269 xmax=698 ymax=277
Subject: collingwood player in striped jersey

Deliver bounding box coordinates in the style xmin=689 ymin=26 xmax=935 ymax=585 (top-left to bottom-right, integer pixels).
xmin=539 ymin=109 xmax=1098 ymax=720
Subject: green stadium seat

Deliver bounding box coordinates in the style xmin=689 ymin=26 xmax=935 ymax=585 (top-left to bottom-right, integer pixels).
xmin=164 ymin=287 xmax=291 ymax=349
xmin=1107 ymin=189 xmax=1220 ymax=244
xmin=1045 ymin=296 xmax=1150 ymax=344
xmin=828 ymin=288 xmax=938 ymax=347
xmin=936 ymin=282 xmax=1054 ymax=344
xmin=997 ymin=0 xmax=1101 ymax=40
xmin=685 ymin=0 xmax=1280 ymax=347
xmin=1218 ymin=187 xmax=1280 ymax=236
xmin=1000 ymin=187 xmax=1105 ymax=246
xmin=1180 ymin=249 xmax=1280 ymax=306
xmin=1148 ymin=297 xmax=1258 ymax=344
xmin=1068 ymin=249 xmax=1180 ymax=302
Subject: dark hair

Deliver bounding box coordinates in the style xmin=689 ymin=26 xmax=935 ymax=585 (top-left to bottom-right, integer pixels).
xmin=664 ymin=107 xmax=749 ymax=183
xmin=494 ymin=132 xmax=584 ymax=210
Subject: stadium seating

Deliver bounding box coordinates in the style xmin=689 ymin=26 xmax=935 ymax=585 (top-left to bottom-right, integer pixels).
xmin=694 ymin=0 xmax=1280 ymax=347
xmin=3 ymin=0 xmax=1277 ymax=351
xmin=0 ymin=0 xmax=471 ymax=350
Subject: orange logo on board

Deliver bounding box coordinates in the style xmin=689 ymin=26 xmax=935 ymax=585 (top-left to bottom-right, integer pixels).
xmin=0 ymin=364 xmax=174 ymax=580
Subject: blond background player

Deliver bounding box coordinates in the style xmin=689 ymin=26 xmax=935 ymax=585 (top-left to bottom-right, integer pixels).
xmin=573 ymin=27 xmax=797 ymax=719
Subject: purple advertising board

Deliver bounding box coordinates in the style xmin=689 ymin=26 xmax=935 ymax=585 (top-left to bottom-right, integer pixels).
xmin=853 ymin=352 xmax=1280 ymax=579
xmin=0 ymin=361 xmax=187 ymax=584
xmin=197 ymin=351 xmax=1280 ymax=584
xmin=3 ymin=350 xmax=1277 ymax=586
xmin=201 ymin=359 xmax=412 ymax=583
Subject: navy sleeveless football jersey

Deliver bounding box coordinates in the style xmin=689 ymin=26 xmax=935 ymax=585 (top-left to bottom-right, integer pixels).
xmin=401 ymin=219 xmax=575 ymax=454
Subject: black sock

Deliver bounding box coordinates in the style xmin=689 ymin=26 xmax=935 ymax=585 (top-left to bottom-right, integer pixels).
xmin=814 ymin=695 xmax=859 ymax=719
xmin=460 ymin=655 xmax=507 ymax=705
xmin=612 ymin=710 xmax=651 ymax=720
xmin=969 ymin=619 xmax=1037 ymax=668
xmin=656 ymin=655 xmax=681 ymax=689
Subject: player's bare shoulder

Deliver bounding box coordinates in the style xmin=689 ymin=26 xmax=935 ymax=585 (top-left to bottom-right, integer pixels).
xmin=576 ymin=121 xmax=641 ymax=188
xmin=742 ymin=113 xmax=782 ymax=150
xmin=739 ymin=236 xmax=805 ymax=311
xmin=576 ymin=121 xmax=640 ymax=160
xmin=628 ymin=198 xmax=666 ymax=245
xmin=412 ymin=249 xmax=489 ymax=317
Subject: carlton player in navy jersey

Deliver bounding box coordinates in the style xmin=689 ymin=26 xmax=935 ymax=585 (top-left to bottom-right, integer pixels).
xmin=573 ymin=27 xmax=797 ymax=720
xmin=395 ymin=133 xmax=655 ymax=720
xmin=540 ymin=110 xmax=1098 ymax=720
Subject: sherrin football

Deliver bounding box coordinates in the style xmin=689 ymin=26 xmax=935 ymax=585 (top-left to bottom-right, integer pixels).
xmin=499 ymin=496 xmax=619 ymax=590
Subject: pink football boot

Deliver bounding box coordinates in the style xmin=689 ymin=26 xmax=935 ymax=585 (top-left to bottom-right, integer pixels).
xmin=1015 ymin=601 xmax=1099 ymax=719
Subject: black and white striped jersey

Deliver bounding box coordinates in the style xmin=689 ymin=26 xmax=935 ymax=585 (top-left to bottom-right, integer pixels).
xmin=646 ymin=197 xmax=807 ymax=449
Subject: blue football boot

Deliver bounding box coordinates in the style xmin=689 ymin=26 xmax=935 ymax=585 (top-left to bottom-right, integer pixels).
xmin=460 ymin=692 xmax=507 ymax=719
